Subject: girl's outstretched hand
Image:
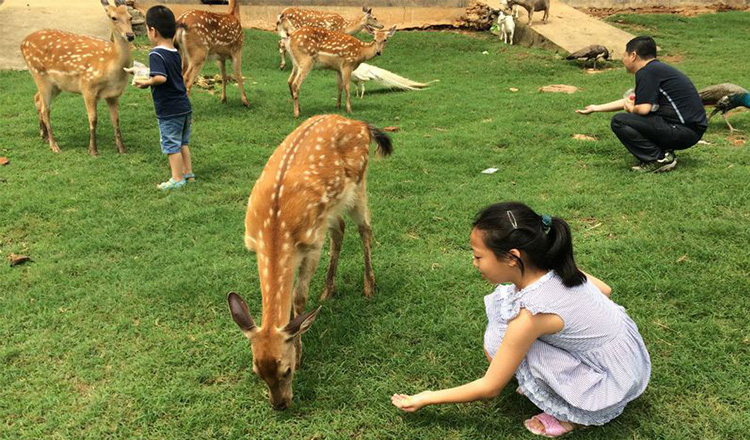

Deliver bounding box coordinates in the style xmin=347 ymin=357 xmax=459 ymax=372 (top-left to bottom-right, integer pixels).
xmin=391 ymin=391 xmax=431 ymax=412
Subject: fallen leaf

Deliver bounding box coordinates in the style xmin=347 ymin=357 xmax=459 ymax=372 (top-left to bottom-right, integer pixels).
xmin=9 ymin=253 xmax=31 ymax=267
xmin=383 ymin=126 xmax=400 ymax=132
xmin=0 ymin=157 xmax=8 ymax=165
xmin=572 ymin=134 xmax=597 ymax=141
xmin=509 ymin=87 xmax=519 ymax=92
xmin=434 ymin=127 xmax=447 ymax=132
xmin=728 ymin=134 xmax=746 ymax=147
xmin=538 ymin=84 xmax=579 ymax=94
xmin=676 ymin=255 xmax=689 ymax=263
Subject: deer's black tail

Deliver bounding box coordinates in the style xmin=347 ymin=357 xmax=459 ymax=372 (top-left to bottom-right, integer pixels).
xmin=368 ymin=124 xmax=393 ymax=157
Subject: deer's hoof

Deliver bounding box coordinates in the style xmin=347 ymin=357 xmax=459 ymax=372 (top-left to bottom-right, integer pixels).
xmin=50 ymin=145 xmax=61 ymax=153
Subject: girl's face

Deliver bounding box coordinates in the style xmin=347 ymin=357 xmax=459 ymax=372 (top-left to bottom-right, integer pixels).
xmin=470 ymin=228 xmax=518 ymax=284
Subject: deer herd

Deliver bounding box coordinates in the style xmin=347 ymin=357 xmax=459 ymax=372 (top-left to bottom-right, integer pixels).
xmin=20 ymin=0 xmax=407 ymax=409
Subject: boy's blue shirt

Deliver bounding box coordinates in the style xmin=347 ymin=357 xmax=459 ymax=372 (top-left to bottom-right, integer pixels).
xmin=149 ymin=46 xmax=192 ymax=119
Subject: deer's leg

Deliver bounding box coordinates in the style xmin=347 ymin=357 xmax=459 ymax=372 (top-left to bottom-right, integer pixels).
xmin=231 ymin=50 xmax=249 ymax=107
xmin=528 ymin=8 xmax=534 ymax=26
xmin=218 ymin=59 xmax=228 ymax=104
xmin=292 ymin=58 xmax=314 ymax=118
xmin=320 ymin=216 xmax=346 ymax=301
xmin=294 ymin=241 xmax=324 ymax=315
xmin=336 ymin=71 xmax=343 ymax=109
xmin=34 ymin=92 xmax=48 ymax=140
xmin=543 ymin=7 xmax=549 ymax=22
xmin=349 ymin=183 xmax=375 ymax=297
xmin=34 ymin=81 xmax=60 ymax=153
xmin=82 ymin=90 xmax=99 ymax=156
xmin=106 ymin=97 xmax=126 ymax=154
xmin=341 ymin=68 xmax=353 ymax=114
xmin=184 ymin=49 xmax=207 ymax=97
xmin=278 ymin=38 xmax=287 ymax=70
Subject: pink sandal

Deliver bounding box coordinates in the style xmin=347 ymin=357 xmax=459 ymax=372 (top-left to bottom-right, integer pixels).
xmin=523 ymin=413 xmax=573 ymax=438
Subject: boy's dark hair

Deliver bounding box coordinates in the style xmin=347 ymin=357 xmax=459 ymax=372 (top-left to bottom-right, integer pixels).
xmin=146 ymin=5 xmax=176 ymax=39
xmin=473 ymin=202 xmax=586 ymax=288
xmin=625 ymin=36 xmax=657 ymax=59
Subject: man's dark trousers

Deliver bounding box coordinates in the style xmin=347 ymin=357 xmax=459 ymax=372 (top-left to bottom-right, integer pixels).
xmin=610 ymin=113 xmax=704 ymax=162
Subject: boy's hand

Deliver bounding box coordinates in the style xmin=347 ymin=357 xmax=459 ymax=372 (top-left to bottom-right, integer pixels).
xmin=575 ymin=105 xmax=597 ymax=115
xmin=133 ymin=80 xmax=150 ymax=89
xmin=391 ymin=391 xmax=431 ymax=412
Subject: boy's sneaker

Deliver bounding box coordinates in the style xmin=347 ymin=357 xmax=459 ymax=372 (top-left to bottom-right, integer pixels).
xmin=631 ymin=151 xmax=677 ymax=173
xmin=157 ymin=178 xmax=186 ymax=190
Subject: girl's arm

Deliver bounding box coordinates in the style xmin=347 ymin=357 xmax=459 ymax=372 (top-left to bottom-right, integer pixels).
xmin=576 ymin=99 xmax=626 ymax=114
xmin=582 ymin=271 xmax=612 ymax=297
xmin=392 ymin=310 xmax=563 ymax=411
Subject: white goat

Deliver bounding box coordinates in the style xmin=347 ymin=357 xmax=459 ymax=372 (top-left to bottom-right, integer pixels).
xmin=497 ymin=10 xmax=515 ymax=45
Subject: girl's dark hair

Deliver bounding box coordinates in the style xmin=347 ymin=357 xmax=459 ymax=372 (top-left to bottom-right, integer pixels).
xmin=473 ymin=202 xmax=586 ymax=288
xmin=146 ymin=5 xmax=176 ymax=39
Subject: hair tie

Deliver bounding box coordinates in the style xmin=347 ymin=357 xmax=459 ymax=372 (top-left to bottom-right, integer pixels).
xmin=541 ymin=214 xmax=552 ymax=232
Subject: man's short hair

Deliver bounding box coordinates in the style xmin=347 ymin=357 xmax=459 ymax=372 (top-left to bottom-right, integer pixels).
xmin=146 ymin=5 xmax=176 ymax=39
xmin=625 ymin=36 xmax=657 ymax=59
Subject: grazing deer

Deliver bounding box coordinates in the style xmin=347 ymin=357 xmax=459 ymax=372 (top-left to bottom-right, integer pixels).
xmin=20 ymin=0 xmax=134 ymax=155
xmin=286 ymin=25 xmax=397 ymax=118
xmin=175 ymin=0 xmax=249 ymax=106
xmin=276 ymin=6 xmax=384 ymax=70
xmin=227 ymin=114 xmax=393 ymax=410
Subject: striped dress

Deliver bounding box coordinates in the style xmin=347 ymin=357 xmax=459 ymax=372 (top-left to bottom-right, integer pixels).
xmin=483 ymin=271 xmax=651 ymax=426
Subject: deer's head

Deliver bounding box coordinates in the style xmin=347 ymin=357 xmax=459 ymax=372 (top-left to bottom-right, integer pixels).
xmin=361 ymin=7 xmax=384 ymax=30
xmin=227 ymin=292 xmax=320 ymax=410
xmin=101 ymin=0 xmax=135 ymax=42
xmin=365 ymin=25 xmax=396 ymax=56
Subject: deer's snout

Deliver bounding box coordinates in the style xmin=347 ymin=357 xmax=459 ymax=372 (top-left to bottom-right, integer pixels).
xmin=126 ymin=33 xmax=135 ymax=42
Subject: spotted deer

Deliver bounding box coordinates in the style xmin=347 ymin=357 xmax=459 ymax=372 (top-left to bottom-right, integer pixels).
xmin=175 ymin=0 xmax=249 ymax=106
xmin=20 ymin=0 xmax=134 ymax=155
xmin=276 ymin=6 xmax=384 ymax=70
xmin=227 ymin=114 xmax=393 ymax=410
xmin=286 ymin=25 xmax=397 ymax=118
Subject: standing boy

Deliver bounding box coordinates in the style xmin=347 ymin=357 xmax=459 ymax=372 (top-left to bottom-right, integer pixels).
xmin=134 ymin=5 xmax=194 ymax=189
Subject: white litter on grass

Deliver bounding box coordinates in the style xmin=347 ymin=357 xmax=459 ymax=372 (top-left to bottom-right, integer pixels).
xmin=482 ymin=51 xmax=489 ymax=55
xmin=481 ymin=168 xmax=498 ymax=174
xmin=698 ymin=140 xmax=711 ymax=145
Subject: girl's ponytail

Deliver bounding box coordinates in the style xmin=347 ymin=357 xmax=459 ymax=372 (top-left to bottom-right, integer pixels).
xmin=473 ymin=202 xmax=586 ymax=289
xmin=544 ymin=217 xmax=586 ymax=288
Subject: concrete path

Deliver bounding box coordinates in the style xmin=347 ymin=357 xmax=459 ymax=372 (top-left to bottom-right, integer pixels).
xmin=0 ymin=0 xmax=112 ymax=70
xmin=489 ymin=0 xmax=635 ymax=59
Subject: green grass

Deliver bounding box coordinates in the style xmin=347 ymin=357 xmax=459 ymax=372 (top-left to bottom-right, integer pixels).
xmin=1 ymin=11 xmax=749 ymax=440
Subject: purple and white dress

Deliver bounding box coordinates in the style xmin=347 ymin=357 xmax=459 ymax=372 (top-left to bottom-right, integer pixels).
xmin=483 ymin=271 xmax=651 ymax=426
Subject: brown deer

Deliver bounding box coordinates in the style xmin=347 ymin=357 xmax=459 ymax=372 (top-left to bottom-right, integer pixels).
xmin=286 ymin=25 xmax=397 ymax=118
xmin=227 ymin=114 xmax=393 ymax=410
xmin=276 ymin=6 xmax=384 ymax=70
xmin=175 ymin=0 xmax=249 ymax=106
xmin=20 ymin=0 xmax=134 ymax=155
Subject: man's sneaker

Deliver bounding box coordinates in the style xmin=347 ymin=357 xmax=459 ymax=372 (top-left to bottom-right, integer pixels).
xmin=631 ymin=151 xmax=677 ymax=173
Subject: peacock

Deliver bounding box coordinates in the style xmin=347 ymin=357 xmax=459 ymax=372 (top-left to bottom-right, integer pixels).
xmin=699 ymin=83 xmax=750 ymax=132
xmin=565 ymin=45 xmax=610 ymax=69
xmin=350 ymin=63 xmax=438 ymax=98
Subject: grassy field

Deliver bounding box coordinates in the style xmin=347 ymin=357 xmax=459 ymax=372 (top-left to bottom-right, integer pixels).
xmin=1 ymin=11 xmax=749 ymax=440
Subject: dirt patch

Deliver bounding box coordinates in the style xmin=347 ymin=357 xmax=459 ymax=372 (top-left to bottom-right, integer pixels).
xmin=582 ymin=4 xmax=749 ymax=18
xmin=539 ymin=84 xmax=580 ymax=94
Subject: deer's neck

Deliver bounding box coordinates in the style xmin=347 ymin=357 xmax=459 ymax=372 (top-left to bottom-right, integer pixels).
xmin=258 ymin=241 xmax=298 ymax=328
xmin=359 ymin=41 xmax=379 ymax=62
xmin=228 ymin=0 xmax=241 ymax=21
xmin=110 ymin=32 xmax=133 ymax=69
xmin=342 ymin=17 xmax=364 ymax=34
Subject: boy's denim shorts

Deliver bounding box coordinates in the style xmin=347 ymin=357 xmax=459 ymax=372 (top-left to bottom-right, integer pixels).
xmin=158 ymin=113 xmax=191 ymax=154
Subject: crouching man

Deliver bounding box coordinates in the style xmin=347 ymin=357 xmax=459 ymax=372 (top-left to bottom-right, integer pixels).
xmin=577 ymin=36 xmax=707 ymax=173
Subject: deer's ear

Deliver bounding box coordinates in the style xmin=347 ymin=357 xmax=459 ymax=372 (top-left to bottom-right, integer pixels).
xmin=228 ymin=292 xmax=258 ymax=338
xmin=362 ymin=6 xmax=372 ymax=14
xmin=387 ymin=25 xmax=397 ymax=37
xmin=283 ymin=306 xmax=321 ymax=339
xmin=100 ymin=0 xmax=111 ymax=8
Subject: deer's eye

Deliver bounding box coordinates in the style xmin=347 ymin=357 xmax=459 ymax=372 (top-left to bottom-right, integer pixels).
xmin=111 ymin=16 xmax=117 ymax=21
xmin=283 ymin=367 xmax=292 ymax=378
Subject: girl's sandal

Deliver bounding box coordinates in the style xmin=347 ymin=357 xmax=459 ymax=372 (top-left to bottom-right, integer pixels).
xmin=183 ymin=173 xmax=196 ymax=182
xmin=524 ymin=413 xmax=574 ymax=438
xmin=157 ymin=178 xmax=186 ymax=190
